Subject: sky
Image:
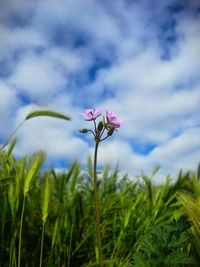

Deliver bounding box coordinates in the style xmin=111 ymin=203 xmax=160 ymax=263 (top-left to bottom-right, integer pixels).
xmin=0 ymin=0 xmax=200 ymax=183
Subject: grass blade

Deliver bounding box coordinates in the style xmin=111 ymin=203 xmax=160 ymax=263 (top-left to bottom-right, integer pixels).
xmin=25 ymin=109 xmax=71 ymax=121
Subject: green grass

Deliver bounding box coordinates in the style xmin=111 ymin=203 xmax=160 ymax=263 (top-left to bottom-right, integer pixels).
xmin=0 ymin=143 xmax=200 ymax=266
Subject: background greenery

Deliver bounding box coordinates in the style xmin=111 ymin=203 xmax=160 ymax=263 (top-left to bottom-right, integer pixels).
xmin=0 ymin=142 xmax=200 ymax=266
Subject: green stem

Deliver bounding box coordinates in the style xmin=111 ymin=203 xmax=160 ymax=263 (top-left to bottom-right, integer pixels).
xmin=40 ymin=222 xmax=45 ymax=267
xmin=93 ymin=140 xmax=103 ymax=267
xmin=67 ymin=223 xmax=74 ymax=267
xmin=18 ymin=196 xmax=26 ymax=267
xmin=9 ymin=236 xmax=15 ymax=267
xmin=0 ymin=121 xmax=25 ymax=151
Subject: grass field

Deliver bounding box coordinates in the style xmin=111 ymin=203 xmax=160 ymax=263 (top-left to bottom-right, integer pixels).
xmin=0 ymin=140 xmax=200 ymax=267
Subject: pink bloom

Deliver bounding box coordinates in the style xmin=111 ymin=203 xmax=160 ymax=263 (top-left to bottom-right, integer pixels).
xmin=81 ymin=108 xmax=101 ymax=120
xmin=106 ymin=111 xmax=122 ymax=128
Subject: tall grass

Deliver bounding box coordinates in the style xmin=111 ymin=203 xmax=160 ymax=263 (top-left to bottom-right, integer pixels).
xmin=178 ymin=176 xmax=200 ymax=265
xmin=0 ymin=144 xmax=199 ymax=266
xmin=40 ymin=173 xmax=51 ymax=267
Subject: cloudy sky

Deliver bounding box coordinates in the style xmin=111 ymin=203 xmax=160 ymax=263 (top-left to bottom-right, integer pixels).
xmin=0 ymin=0 xmax=200 ymax=182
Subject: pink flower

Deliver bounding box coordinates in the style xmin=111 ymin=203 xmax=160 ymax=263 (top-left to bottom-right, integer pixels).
xmin=81 ymin=108 xmax=101 ymax=120
xmin=106 ymin=111 xmax=122 ymax=128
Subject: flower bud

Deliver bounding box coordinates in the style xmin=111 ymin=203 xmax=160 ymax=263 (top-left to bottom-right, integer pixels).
xmin=79 ymin=128 xmax=89 ymax=133
xmin=97 ymin=121 xmax=104 ymax=131
xmin=107 ymin=127 xmax=115 ymax=136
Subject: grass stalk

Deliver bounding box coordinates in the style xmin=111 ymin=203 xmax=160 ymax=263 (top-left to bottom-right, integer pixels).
xmin=40 ymin=222 xmax=45 ymax=267
xmin=18 ymin=195 xmax=26 ymax=267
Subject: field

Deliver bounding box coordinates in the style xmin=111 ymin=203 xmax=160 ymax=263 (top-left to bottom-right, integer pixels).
xmin=0 ymin=140 xmax=200 ymax=267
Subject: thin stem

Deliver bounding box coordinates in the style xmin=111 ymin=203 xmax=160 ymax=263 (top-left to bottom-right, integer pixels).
xmin=100 ymin=135 xmax=109 ymax=142
xmin=93 ymin=119 xmax=97 ymax=135
xmin=67 ymin=223 xmax=74 ymax=267
xmin=0 ymin=121 xmax=25 ymax=151
xmin=93 ymin=140 xmax=103 ymax=267
xmin=87 ymin=129 xmax=96 ymax=138
xmin=9 ymin=238 xmax=13 ymax=267
xmin=40 ymin=222 xmax=45 ymax=267
xmin=9 ymin=235 xmax=16 ymax=267
xmin=18 ymin=196 xmax=26 ymax=267
xmin=99 ymin=127 xmax=106 ymax=139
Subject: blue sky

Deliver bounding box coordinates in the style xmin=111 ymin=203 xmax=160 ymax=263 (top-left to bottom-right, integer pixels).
xmin=0 ymin=0 xmax=200 ymax=182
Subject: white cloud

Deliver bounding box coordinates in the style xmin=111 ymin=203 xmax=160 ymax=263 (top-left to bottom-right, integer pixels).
xmin=32 ymin=0 xmax=121 ymax=44
xmin=9 ymin=53 xmax=67 ymax=100
xmin=0 ymin=25 xmax=46 ymax=53
xmin=0 ymin=81 xmax=20 ymax=137
xmin=0 ymin=0 xmax=36 ymax=22
xmin=44 ymin=47 xmax=93 ymax=77
xmin=0 ymin=0 xmax=199 ymax=181
xmin=150 ymin=127 xmax=200 ymax=166
xmin=91 ymin=10 xmax=200 ymax=145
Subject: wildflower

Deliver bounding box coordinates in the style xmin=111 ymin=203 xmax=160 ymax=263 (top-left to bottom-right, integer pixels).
xmin=81 ymin=108 xmax=101 ymax=121
xmin=106 ymin=111 xmax=122 ymax=128
xmin=79 ymin=108 xmax=122 ymax=140
xmin=79 ymin=107 xmax=122 ymax=267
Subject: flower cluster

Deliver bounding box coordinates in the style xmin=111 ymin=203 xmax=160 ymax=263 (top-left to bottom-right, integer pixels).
xmin=80 ymin=108 xmax=122 ymax=142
